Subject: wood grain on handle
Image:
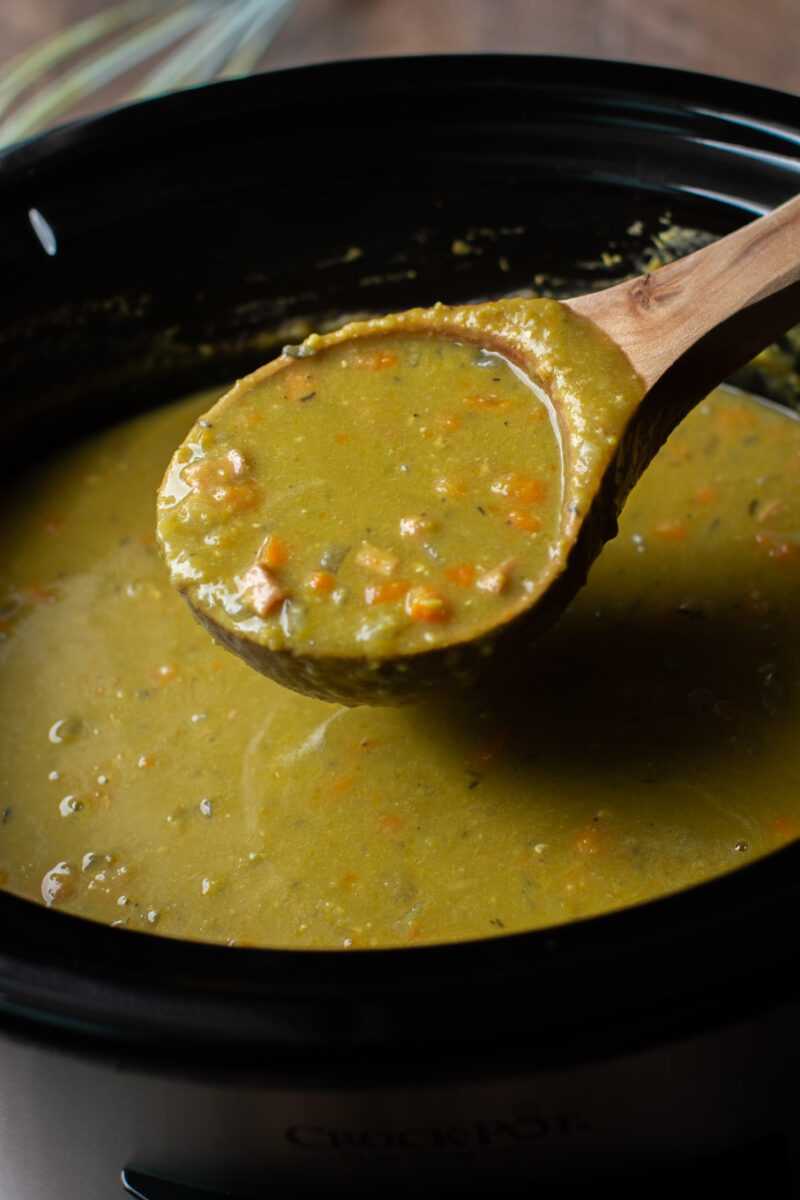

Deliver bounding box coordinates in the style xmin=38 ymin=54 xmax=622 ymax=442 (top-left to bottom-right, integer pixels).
xmin=566 ymin=193 xmax=800 ymax=391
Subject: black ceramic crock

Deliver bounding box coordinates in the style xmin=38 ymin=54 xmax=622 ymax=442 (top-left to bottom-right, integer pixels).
xmin=2 ymin=55 xmax=800 ymax=1200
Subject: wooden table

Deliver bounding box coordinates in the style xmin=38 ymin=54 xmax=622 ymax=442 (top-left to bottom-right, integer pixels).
xmin=2 ymin=0 xmax=799 ymax=136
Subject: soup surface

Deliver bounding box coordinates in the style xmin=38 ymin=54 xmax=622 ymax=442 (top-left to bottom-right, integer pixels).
xmin=158 ymin=334 xmax=565 ymax=653
xmin=1 ymin=384 xmax=799 ymax=947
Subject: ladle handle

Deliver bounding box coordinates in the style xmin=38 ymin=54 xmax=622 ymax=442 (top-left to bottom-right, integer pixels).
xmin=567 ymin=192 xmax=800 ymax=392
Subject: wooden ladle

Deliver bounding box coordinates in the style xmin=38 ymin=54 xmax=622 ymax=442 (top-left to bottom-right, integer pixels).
xmin=158 ymin=194 xmax=800 ymax=705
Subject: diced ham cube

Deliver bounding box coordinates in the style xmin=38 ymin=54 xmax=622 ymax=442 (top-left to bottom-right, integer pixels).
xmin=354 ymin=542 xmax=400 ymax=577
xmin=476 ymin=558 xmax=518 ymax=595
xmin=239 ymin=564 xmax=287 ymax=617
xmin=183 ymin=449 xmax=250 ymax=490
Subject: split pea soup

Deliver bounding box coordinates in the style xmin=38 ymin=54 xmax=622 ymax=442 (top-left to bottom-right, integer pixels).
xmin=157 ymin=332 xmax=565 ymax=660
xmin=1 ymin=383 xmax=800 ymax=948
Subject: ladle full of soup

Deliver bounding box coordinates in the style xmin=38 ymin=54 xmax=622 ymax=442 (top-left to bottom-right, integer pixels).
xmin=157 ymin=193 xmax=800 ymax=705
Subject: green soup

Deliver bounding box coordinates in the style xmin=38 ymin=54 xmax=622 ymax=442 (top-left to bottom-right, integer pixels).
xmin=1 ymin=384 xmax=799 ymax=948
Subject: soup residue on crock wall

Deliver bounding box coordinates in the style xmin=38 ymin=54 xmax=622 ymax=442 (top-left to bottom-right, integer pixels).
xmin=1 ymin=378 xmax=799 ymax=948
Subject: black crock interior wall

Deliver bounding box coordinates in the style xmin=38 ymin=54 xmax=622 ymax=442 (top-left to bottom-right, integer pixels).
xmin=4 ymin=54 xmax=800 ymax=454
xmin=2 ymin=57 xmax=800 ymax=1064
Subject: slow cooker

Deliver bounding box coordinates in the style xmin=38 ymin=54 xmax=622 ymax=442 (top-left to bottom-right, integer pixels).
xmin=2 ymin=55 xmax=800 ymax=1199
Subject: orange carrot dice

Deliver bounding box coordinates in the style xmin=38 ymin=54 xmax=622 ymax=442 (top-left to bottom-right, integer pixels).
xmin=574 ymin=823 xmax=608 ymax=855
xmin=445 ymin=564 xmax=477 ymax=588
xmin=755 ymin=531 xmax=800 ymax=562
xmin=365 ymin=579 xmax=409 ymax=605
xmin=508 ymin=509 xmax=541 ymax=532
xmin=405 ymin=585 xmax=450 ymax=622
xmin=462 ymin=394 xmax=508 ymax=413
xmin=306 ymin=569 xmax=336 ymax=593
xmin=653 ymin=519 xmax=688 ymax=541
xmin=433 ymin=477 xmax=467 ymax=499
xmin=257 ymin=534 xmax=291 ymax=569
xmin=491 ymin=473 xmax=547 ymax=504
xmin=377 ymin=813 xmax=404 ymax=834
xmin=771 ymin=816 xmax=798 ymax=841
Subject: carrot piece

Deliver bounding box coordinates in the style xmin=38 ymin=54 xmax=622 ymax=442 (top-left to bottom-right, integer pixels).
xmin=491 ymin=473 xmax=547 ymax=504
xmin=306 ymin=569 xmax=336 ymax=593
xmin=574 ymin=823 xmax=608 ymax=855
xmin=445 ymin=564 xmax=477 ymax=588
xmin=771 ymin=816 xmax=798 ymax=842
xmin=365 ymin=579 xmax=409 ymax=605
xmin=513 ymin=478 xmax=546 ymax=504
xmin=354 ymin=542 xmax=400 ymax=576
xmin=755 ymin=531 xmax=800 ymax=563
xmin=462 ymin=394 xmax=509 ymax=413
xmin=212 ymin=482 xmax=260 ymax=515
xmin=349 ymin=349 xmax=399 ymax=371
xmin=377 ymin=813 xmax=404 ymax=834
xmin=694 ymin=485 xmax=718 ymax=506
xmin=405 ymin=585 xmax=450 ymax=622
xmin=653 ymin=519 xmax=688 ymax=541
xmin=331 ymin=774 xmax=355 ymax=796
xmin=257 ymin=534 xmax=291 ymax=569
xmin=433 ymin=477 xmax=467 ymax=499
xmin=508 ymin=509 xmax=541 ymax=532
